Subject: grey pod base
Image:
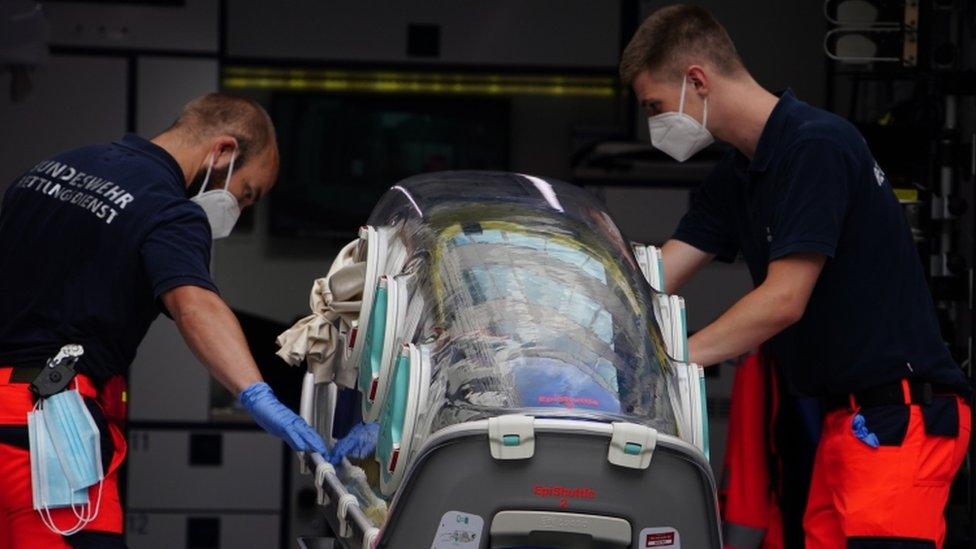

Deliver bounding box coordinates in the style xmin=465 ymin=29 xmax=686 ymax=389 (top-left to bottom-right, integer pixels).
xmin=375 ymin=420 xmax=721 ymax=548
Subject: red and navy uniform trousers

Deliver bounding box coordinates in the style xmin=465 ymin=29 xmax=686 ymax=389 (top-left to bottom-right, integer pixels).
xmin=0 ymin=366 xmax=127 ymax=548
xmin=804 ymin=380 xmax=971 ymax=548
xmin=722 ymin=354 xmax=971 ymax=548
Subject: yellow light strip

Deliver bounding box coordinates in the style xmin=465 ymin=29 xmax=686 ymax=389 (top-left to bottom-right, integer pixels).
xmin=894 ymin=188 xmax=919 ymax=203
xmin=222 ymin=66 xmax=616 ymax=98
xmin=223 ymin=66 xmax=614 ymax=86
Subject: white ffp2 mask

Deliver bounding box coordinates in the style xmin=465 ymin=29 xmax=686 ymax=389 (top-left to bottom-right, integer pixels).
xmin=191 ymin=151 xmax=241 ymax=239
xmin=647 ymin=77 xmax=714 ymax=162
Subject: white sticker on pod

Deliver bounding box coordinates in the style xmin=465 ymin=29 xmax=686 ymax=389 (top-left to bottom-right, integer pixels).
xmin=431 ymin=510 xmax=484 ymax=548
xmin=638 ymin=526 xmax=680 ymax=547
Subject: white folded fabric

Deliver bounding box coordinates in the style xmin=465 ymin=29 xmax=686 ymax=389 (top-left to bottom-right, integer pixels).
xmin=276 ymin=240 xmax=364 ymax=388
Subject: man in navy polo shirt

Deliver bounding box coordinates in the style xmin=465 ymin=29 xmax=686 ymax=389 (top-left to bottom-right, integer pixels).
xmin=0 ymin=93 xmax=327 ymax=547
xmin=622 ymin=6 xmax=971 ymax=548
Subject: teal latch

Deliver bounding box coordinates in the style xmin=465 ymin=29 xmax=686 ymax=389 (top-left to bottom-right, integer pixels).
xmin=502 ymin=434 xmax=520 ymax=447
xmin=624 ymin=442 xmax=642 ymax=455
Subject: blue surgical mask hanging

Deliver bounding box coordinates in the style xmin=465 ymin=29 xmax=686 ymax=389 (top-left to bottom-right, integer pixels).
xmin=42 ymin=389 xmax=104 ymax=490
xmin=29 ymin=388 xmax=105 ymax=536
xmin=28 ymin=408 xmax=89 ymax=510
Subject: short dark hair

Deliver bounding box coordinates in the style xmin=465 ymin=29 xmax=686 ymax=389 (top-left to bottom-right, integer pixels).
xmin=620 ymin=5 xmax=746 ymax=84
xmin=166 ymin=93 xmax=276 ymax=168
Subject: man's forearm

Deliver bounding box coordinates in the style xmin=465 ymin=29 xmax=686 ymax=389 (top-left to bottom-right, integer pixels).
xmin=687 ymin=285 xmax=799 ymax=366
xmin=687 ymin=252 xmax=825 ymax=366
xmin=162 ymin=286 xmax=326 ymax=454
xmin=661 ymin=239 xmax=714 ymax=294
xmin=169 ymin=290 xmax=263 ymax=395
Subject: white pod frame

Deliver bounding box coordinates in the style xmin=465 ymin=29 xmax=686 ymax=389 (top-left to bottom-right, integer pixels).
xmin=342 ymin=226 xmax=390 ymax=375
xmin=632 ymin=243 xmax=665 ymax=293
xmin=377 ymin=343 xmax=431 ymax=496
xmin=361 ymin=274 xmax=411 ymax=422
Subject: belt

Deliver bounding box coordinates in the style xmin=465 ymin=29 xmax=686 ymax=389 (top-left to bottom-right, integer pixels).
xmin=824 ymin=379 xmax=960 ymax=411
xmin=0 ymin=365 xmax=99 ymax=400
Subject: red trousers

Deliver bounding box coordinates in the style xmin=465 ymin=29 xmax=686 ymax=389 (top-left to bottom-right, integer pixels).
xmin=804 ymin=383 xmax=971 ymax=548
xmin=721 ymin=352 xmax=784 ymax=549
xmin=0 ymin=367 xmax=127 ymax=548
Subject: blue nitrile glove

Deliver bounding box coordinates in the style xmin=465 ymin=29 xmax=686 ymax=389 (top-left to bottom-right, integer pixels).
xmin=240 ymin=382 xmax=329 ymax=455
xmin=328 ymin=422 xmax=380 ymax=465
xmin=851 ymin=413 xmax=880 ymax=448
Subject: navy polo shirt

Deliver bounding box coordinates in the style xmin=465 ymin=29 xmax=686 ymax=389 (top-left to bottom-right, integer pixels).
xmin=674 ymin=90 xmax=970 ymax=397
xmin=0 ymin=134 xmax=217 ymax=382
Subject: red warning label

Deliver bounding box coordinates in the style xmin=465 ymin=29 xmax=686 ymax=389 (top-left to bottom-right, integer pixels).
xmin=645 ymin=532 xmax=675 ymax=546
xmin=640 ymin=527 xmax=680 ymax=547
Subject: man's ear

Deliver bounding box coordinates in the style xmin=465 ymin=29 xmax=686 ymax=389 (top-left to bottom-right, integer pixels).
xmin=687 ymin=65 xmax=710 ymax=97
xmin=210 ymin=135 xmax=239 ymax=171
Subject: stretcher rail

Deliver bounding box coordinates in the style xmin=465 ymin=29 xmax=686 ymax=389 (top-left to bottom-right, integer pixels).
xmin=304 ymin=452 xmax=380 ymax=549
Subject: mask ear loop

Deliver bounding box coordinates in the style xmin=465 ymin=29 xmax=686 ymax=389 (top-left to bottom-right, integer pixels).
xmin=196 ymin=153 xmax=215 ymax=197
xmin=678 ymin=77 xmax=687 ymax=115
xmin=223 ymin=151 xmax=237 ymax=192
xmin=40 ymin=498 xmax=89 ymax=536
xmin=70 ymin=476 xmax=104 ymax=523
xmin=682 ymin=76 xmax=709 ymax=130
xmin=701 ymin=94 xmax=709 ymax=129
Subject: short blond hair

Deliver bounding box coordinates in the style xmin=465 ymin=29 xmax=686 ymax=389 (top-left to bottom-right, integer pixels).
xmin=620 ymin=5 xmax=746 ymax=84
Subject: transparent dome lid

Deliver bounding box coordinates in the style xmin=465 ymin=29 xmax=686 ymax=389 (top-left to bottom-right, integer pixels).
xmin=367 ymin=171 xmax=678 ymax=438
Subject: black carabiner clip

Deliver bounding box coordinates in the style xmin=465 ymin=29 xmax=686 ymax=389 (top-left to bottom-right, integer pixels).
xmin=29 ymin=344 xmax=83 ymax=398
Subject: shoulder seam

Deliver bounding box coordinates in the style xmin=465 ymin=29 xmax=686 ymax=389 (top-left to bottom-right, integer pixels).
xmin=783 ymin=136 xmax=859 ymax=165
